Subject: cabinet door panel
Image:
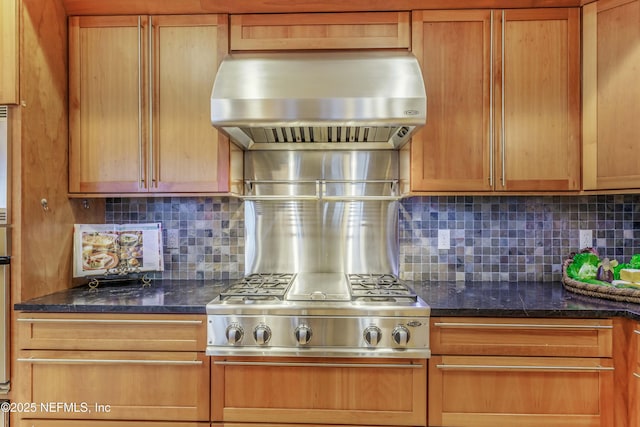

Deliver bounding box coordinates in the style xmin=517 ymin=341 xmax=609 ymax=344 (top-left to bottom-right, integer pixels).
xmin=496 ymin=8 xmax=580 ymax=191
xmin=230 ymin=12 xmax=410 ymax=50
xmin=69 ymin=16 xmax=147 ymax=193
xmin=0 ymin=0 xmax=18 ymax=104
xmin=411 ymin=10 xmax=492 ymax=192
xmin=583 ymin=0 xmax=640 ymax=190
xmin=429 ymin=355 xmax=614 ymax=427
xmin=212 ymin=357 xmax=426 ymax=426
xmin=151 ymin=14 xmax=229 ymax=193
xmin=18 ymin=350 xmax=210 ymax=421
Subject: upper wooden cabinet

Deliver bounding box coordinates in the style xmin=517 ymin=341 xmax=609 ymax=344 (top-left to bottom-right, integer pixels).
xmin=229 ymin=12 xmax=410 ymax=50
xmin=582 ymin=0 xmax=640 ymax=191
xmin=69 ymin=14 xmax=230 ymax=195
xmin=0 ymin=0 xmax=19 ymax=104
xmin=410 ymin=8 xmax=580 ymax=193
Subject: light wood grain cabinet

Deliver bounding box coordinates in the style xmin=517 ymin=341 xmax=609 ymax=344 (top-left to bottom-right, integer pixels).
xmin=582 ymin=0 xmax=640 ymax=191
xmin=0 ymin=0 xmax=20 ymax=105
xmin=16 ymin=313 xmax=210 ymax=424
xmin=68 ymin=14 xmax=230 ymax=195
xmin=410 ymin=9 xmax=580 ymax=193
xmin=211 ymin=356 xmax=426 ymax=426
xmin=229 ymin=12 xmax=410 ymax=51
xmin=429 ymin=317 xmax=615 ymax=427
xmin=629 ymin=323 xmax=640 ymax=427
xmin=0 ymin=0 xmax=19 ymax=104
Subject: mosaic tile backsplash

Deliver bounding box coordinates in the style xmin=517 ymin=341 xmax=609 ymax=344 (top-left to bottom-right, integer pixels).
xmin=106 ymin=194 xmax=640 ymax=282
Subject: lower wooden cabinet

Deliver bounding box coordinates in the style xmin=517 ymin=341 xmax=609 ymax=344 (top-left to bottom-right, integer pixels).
xmin=629 ymin=323 xmax=640 ymax=427
xmin=429 ymin=317 xmax=615 ymax=427
xmin=17 ymin=350 xmax=210 ymax=421
xmin=429 ymin=355 xmax=614 ymax=427
xmin=16 ymin=313 xmax=210 ymax=426
xmin=211 ymin=356 xmax=427 ymax=426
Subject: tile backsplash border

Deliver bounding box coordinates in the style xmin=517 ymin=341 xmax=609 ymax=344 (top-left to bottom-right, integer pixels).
xmin=106 ymin=194 xmax=640 ymax=282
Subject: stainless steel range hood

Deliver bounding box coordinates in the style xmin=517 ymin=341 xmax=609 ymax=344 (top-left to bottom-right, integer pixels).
xmin=210 ymin=51 xmax=426 ymax=150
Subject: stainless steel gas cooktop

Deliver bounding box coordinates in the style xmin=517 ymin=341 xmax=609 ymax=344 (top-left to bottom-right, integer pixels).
xmin=206 ymin=273 xmax=431 ymax=358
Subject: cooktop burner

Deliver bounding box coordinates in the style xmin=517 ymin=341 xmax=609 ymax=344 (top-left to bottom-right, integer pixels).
xmin=219 ymin=273 xmax=296 ymax=301
xmin=348 ymin=273 xmax=418 ymax=302
xmin=206 ymin=272 xmax=430 ymax=358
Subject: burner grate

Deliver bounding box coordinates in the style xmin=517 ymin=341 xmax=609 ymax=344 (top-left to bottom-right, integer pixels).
xmin=348 ymin=274 xmax=418 ymax=302
xmin=220 ymin=273 xmax=296 ymax=300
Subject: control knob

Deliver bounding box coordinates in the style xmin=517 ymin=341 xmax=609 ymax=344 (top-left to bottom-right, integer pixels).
xmin=294 ymin=324 xmax=312 ymax=345
xmin=253 ymin=324 xmax=272 ymax=345
xmin=392 ymin=325 xmax=410 ymax=347
xmin=225 ymin=324 xmax=244 ymax=345
xmin=363 ymin=326 xmax=382 ymax=346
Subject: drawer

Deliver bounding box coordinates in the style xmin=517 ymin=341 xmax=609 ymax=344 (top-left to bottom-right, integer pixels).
xmin=212 ymin=356 xmax=426 ymax=426
xmin=19 ymin=422 xmax=208 ymax=427
xmin=17 ymin=313 xmax=206 ymax=351
xmin=429 ymin=355 xmax=614 ymax=427
xmin=431 ymin=317 xmax=613 ymax=357
xmin=17 ymin=350 xmax=210 ymax=421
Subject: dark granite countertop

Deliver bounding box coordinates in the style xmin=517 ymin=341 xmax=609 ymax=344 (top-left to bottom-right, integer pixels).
xmin=13 ymin=279 xmax=640 ymax=321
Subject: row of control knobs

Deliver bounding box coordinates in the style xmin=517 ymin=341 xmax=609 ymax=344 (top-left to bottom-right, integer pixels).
xmin=225 ymin=324 xmax=411 ymax=346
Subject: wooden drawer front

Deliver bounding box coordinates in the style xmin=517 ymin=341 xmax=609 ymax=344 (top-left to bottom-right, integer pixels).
xmin=17 ymin=313 xmax=206 ymax=351
xmin=635 ymin=326 xmax=640 ymax=370
xmin=20 ymin=421 xmax=208 ymax=427
xmin=211 ymin=357 xmax=426 ymax=426
xmin=431 ymin=317 xmax=613 ymax=357
xmin=429 ymin=355 xmax=614 ymax=427
xmin=18 ymin=350 xmax=209 ymax=421
xmin=230 ymin=12 xmax=410 ymax=50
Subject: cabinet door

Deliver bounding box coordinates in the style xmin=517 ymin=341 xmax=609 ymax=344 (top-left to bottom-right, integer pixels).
xmin=429 ymin=355 xmax=614 ymax=427
xmin=0 ymin=0 xmax=18 ymax=104
xmin=212 ymin=357 xmax=426 ymax=426
xmin=630 ymin=324 xmax=640 ymax=427
xmin=410 ymin=10 xmax=493 ymax=192
xmin=150 ymin=15 xmax=229 ymax=193
xmin=583 ymin=0 xmax=640 ymax=190
xmin=18 ymin=350 xmax=210 ymax=421
xmin=495 ymin=8 xmax=580 ymax=192
xmin=230 ymin=12 xmax=410 ymax=50
xmin=69 ymin=16 xmax=148 ymax=193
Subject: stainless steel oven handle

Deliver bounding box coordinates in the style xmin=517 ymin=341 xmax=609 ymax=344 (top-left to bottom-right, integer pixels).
xmin=18 ymin=357 xmax=202 ymax=365
xmin=433 ymin=322 xmax=612 ymax=330
xmin=214 ymin=360 xmax=423 ymax=369
xmin=436 ymin=363 xmax=613 ymax=372
xmin=17 ymin=318 xmax=202 ymax=325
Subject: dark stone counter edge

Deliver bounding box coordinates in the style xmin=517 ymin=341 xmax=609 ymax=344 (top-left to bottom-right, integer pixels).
xmin=13 ymin=303 xmax=206 ymax=314
xmin=13 ymin=305 xmax=640 ymax=321
xmin=12 ymin=280 xmax=640 ymax=322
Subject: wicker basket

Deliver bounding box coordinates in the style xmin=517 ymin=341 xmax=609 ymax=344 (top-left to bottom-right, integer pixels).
xmin=562 ymin=258 xmax=640 ymax=304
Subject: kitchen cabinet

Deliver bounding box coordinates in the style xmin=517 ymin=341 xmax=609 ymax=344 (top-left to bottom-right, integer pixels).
xmin=211 ymin=356 xmax=427 ymax=426
xmin=630 ymin=322 xmax=640 ymax=427
xmin=68 ymin=14 xmax=230 ymax=195
xmin=410 ymin=9 xmax=580 ymax=193
xmin=0 ymin=0 xmax=19 ymax=104
xmin=428 ymin=317 xmax=615 ymax=427
xmin=582 ymin=0 xmax=640 ymax=191
xmin=16 ymin=313 xmax=209 ymax=423
xmin=0 ymin=0 xmax=18 ymax=105
xmin=229 ymin=12 xmax=410 ymax=50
